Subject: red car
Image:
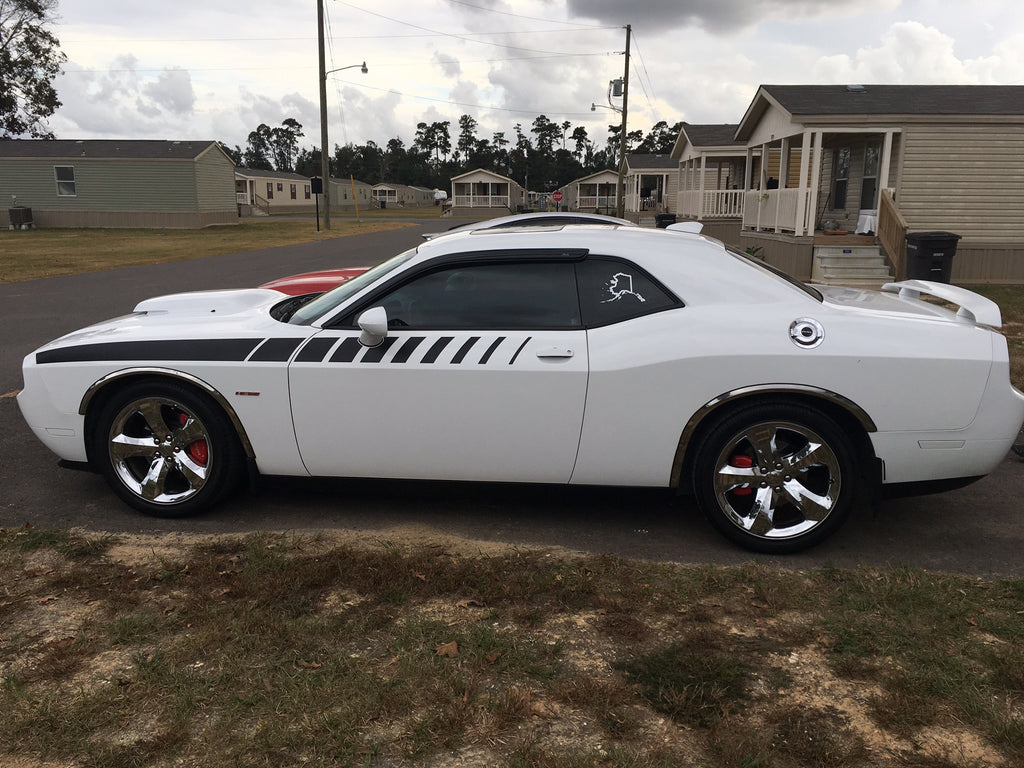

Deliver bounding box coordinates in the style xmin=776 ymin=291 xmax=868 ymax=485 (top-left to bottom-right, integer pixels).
xmin=260 ymin=266 xmax=369 ymax=296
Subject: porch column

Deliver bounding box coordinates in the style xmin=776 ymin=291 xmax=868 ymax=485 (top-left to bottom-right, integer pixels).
xmin=807 ymin=131 xmax=823 ymax=235
xmin=759 ymin=143 xmax=769 ymax=189
xmin=698 ymin=153 xmax=707 ymax=220
xmin=744 ymin=148 xmax=753 ymax=189
xmin=779 ymin=138 xmax=791 ymax=188
xmin=879 ymin=130 xmax=893 ymax=195
xmin=795 ymin=130 xmax=811 ymax=236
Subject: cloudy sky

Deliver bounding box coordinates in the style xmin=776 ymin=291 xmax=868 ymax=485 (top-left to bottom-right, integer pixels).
xmin=46 ymin=0 xmax=1024 ymax=153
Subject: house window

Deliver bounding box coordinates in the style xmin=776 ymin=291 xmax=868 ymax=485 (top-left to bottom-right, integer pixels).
xmin=277 ymin=183 xmax=283 ymax=191
xmin=266 ymin=182 xmax=274 ymax=200
xmin=861 ymin=143 xmax=880 ymax=209
xmin=54 ymin=166 xmax=77 ymax=196
xmin=831 ymin=147 xmax=850 ymax=209
xmin=304 ymin=185 xmax=311 ymax=199
xmin=290 ymin=184 xmax=297 ymax=200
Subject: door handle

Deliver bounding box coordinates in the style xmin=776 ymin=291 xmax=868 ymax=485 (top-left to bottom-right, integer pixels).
xmin=536 ymin=347 xmax=574 ymax=358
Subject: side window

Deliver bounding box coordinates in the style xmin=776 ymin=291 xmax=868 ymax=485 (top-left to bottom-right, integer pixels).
xmin=54 ymin=166 xmax=76 ymax=196
xmin=576 ymin=257 xmax=679 ymax=327
xmin=355 ymin=262 xmax=580 ymax=330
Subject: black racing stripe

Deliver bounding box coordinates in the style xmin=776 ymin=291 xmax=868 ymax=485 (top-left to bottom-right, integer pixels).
xmin=509 ymin=337 xmax=531 ymax=365
xmin=451 ymin=337 xmax=480 ymax=364
xmin=392 ymin=337 xmax=425 ymax=363
xmin=295 ymin=337 xmax=338 ymax=362
xmin=478 ymin=337 xmax=505 ymax=364
xmin=330 ymin=337 xmax=364 ymax=363
xmin=36 ymin=338 xmax=261 ymax=365
xmin=421 ymin=337 xmax=454 ymax=364
xmin=249 ymin=337 xmax=303 ymax=362
xmin=361 ymin=337 xmax=399 ymax=363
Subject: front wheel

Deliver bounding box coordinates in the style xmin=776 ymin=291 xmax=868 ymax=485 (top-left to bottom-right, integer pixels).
xmin=92 ymin=381 xmax=243 ymax=517
xmin=692 ymin=403 xmax=857 ymax=554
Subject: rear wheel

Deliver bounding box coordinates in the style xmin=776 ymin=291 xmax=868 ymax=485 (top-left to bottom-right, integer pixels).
xmin=92 ymin=381 xmax=243 ymax=517
xmin=693 ymin=403 xmax=857 ymax=553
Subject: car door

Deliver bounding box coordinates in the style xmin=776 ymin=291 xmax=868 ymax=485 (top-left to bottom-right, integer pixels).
xmin=288 ymin=258 xmax=589 ymax=482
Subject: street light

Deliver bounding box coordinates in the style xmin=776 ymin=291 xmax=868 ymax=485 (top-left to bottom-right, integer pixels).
xmin=317 ymin=1 xmax=367 ymax=229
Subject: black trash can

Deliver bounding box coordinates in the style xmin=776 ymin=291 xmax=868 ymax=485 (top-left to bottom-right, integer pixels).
xmin=905 ymin=231 xmax=961 ymax=283
xmin=379 ymin=200 xmax=386 ymax=209
xmin=655 ymin=213 xmax=677 ymax=229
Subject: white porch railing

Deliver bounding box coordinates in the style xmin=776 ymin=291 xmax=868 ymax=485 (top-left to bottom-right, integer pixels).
xmin=578 ymin=196 xmax=616 ymax=210
xmin=677 ymin=190 xmax=745 ymax=219
xmin=236 ymin=192 xmax=248 ymax=204
xmin=742 ymin=189 xmax=811 ymax=234
xmin=453 ymin=195 xmax=510 ymax=208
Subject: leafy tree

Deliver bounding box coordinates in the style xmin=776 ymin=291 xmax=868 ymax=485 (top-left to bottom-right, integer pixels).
xmin=243 ymin=124 xmax=273 ymax=170
xmin=270 ymin=117 xmax=303 ymax=172
xmin=456 ymin=114 xmax=478 ymax=161
xmin=218 ymin=142 xmax=243 ymax=165
xmin=0 ymin=0 xmax=66 ymax=138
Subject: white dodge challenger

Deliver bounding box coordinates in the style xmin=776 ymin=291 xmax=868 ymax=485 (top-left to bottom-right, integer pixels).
xmin=18 ymin=224 xmax=1024 ymax=553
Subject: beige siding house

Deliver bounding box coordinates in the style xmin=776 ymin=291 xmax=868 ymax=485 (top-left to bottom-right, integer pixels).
xmin=371 ymin=183 xmax=435 ymax=208
xmin=623 ymin=154 xmax=678 ymax=219
xmin=564 ymin=169 xmax=619 ymax=213
xmin=0 ymin=139 xmax=237 ymax=228
xmin=730 ymin=84 xmax=1024 ymax=284
xmin=235 ymin=168 xmax=314 ymax=215
xmin=450 ymin=169 xmax=526 ymax=214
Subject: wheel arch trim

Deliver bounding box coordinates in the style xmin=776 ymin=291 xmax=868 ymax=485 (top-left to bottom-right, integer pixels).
xmin=79 ymin=367 xmax=256 ymax=459
xmin=669 ymin=384 xmax=877 ymax=488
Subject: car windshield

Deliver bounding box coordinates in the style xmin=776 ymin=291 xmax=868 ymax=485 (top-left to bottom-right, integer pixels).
xmin=287 ymin=248 xmax=418 ymax=325
xmin=725 ymin=245 xmax=823 ymax=301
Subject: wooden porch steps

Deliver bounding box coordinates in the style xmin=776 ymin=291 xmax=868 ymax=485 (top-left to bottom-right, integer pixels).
xmin=811 ymin=244 xmax=893 ymax=287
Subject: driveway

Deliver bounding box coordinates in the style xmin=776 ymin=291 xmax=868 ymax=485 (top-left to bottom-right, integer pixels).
xmin=2 ymin=221 xmax=1022 ymax=576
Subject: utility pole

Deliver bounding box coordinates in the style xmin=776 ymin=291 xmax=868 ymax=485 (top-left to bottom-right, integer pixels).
xmin=317 ymin=0 xmax=332 ymax=230
xmin=616 ymin=24 xmax=631 ymax=219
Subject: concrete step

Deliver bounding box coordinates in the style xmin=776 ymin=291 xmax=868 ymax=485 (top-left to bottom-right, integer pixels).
xmin=814 ymin=245 xmax=882 ymax=258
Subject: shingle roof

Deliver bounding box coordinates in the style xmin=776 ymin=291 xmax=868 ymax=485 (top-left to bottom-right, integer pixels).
xmin=680 ymin=124 xmax=744 ymax=147
xmin=762 ymin=85 xmax=1024 ymax=116
xmin=626 ymin=154 xmax=675 ymax=170
xmin=235 ymin=166 xmax=311 ymax=181
xmin=0 ymin=139 xmax=222 ymax=159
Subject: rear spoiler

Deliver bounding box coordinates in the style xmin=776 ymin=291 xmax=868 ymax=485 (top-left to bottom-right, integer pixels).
xmin=881 ymin=280 xmax=1002 ymax=327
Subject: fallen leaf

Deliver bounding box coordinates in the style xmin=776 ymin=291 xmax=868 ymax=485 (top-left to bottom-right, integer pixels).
xmin=414 ymin=572 xmax=427 ymax=582
xmin=457 ymin=599 xmax=485 ymax=609
xmin=435 ymin=641 xmax=459 ymax=657
xmin=47 ymin=637 xmax=76 ymax=650
xmin=297 ymin=660 xmax=322 ymax=669
xmin=36 ymin=596 xmax=58 ymax=605
xmin=485 ymin=652 xmax=502 ymax=664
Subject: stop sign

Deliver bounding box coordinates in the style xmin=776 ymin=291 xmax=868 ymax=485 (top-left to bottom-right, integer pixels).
xmin=552 ymin=191 xmax=563 ymax=202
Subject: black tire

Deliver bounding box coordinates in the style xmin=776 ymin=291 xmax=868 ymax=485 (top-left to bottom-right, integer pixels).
xmin=91 ymin=380 xmax=244 ymax=517
xmin=692 ymin=402 xmax=857 ymax=554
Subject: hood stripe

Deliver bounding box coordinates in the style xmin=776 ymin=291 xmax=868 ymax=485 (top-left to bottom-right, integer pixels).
xmin=36 ymin=339 xmax=262 ymax=365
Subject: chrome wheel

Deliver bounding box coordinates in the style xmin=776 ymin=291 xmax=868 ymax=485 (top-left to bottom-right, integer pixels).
xmin=108 ymin=396 xmax=213 ymax=504
xmin=93 ymin=381 xmax=242 ymax=517
xmin=694 ymin=403 xmax=856 ymax=553
xmin=712 ymin=421 xmax=841 ymax=540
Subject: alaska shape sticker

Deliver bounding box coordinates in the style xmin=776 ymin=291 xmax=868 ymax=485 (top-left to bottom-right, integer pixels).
xmin=602 ymin=272 xmax=647 ymax=303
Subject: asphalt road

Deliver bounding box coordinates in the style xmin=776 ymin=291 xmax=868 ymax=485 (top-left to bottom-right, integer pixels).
xmin=2 ymin=219 xmax=1023 ymax=576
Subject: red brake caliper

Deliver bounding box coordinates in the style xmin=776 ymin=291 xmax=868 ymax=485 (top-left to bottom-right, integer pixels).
xmin=729 ymin=454 xmax=753 ymax=496
xmin=179 ymin=412 xmax=209 ymax=466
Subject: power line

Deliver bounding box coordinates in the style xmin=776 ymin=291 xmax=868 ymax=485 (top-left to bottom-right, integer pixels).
xmin=443 ymin=0 xmax=610 ymax=28
xmin=332 ymin=0 xmax=610 ymax=57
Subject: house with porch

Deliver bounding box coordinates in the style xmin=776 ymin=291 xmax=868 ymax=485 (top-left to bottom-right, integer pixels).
xmin=371 ymin=183 xmax=434 ymax=208
xmin=724 ymin=84 xmax=1024 ymax=284
xmin=564 ymin=169 xmax=619 ymax=214
xmin=235 ymin=167 xmax=313 ymax=215
xmin=623 ymin=154 xmax=678 ymax=221
xmin=450 ymin=169 xmax=526 ymax=214
xmin=671 ymin=123 xmax=753 ymax=243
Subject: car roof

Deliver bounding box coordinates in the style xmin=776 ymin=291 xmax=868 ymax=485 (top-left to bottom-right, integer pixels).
xmin=424 ymin=211 xmax=635 ymax=239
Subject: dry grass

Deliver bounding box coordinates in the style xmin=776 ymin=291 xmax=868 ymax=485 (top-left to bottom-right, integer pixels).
xmin=2 ymin=527 xmax=1023 ymax=767
xmin=0 ymin=218 xmax=413 ymax=283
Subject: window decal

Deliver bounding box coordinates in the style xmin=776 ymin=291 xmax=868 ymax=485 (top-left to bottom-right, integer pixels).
xmin=602 ymin=272 xmax=646 ymax=304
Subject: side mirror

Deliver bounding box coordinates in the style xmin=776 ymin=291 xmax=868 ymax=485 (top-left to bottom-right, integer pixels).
xmin=357 ymin=306 xmax=388 ymax=347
